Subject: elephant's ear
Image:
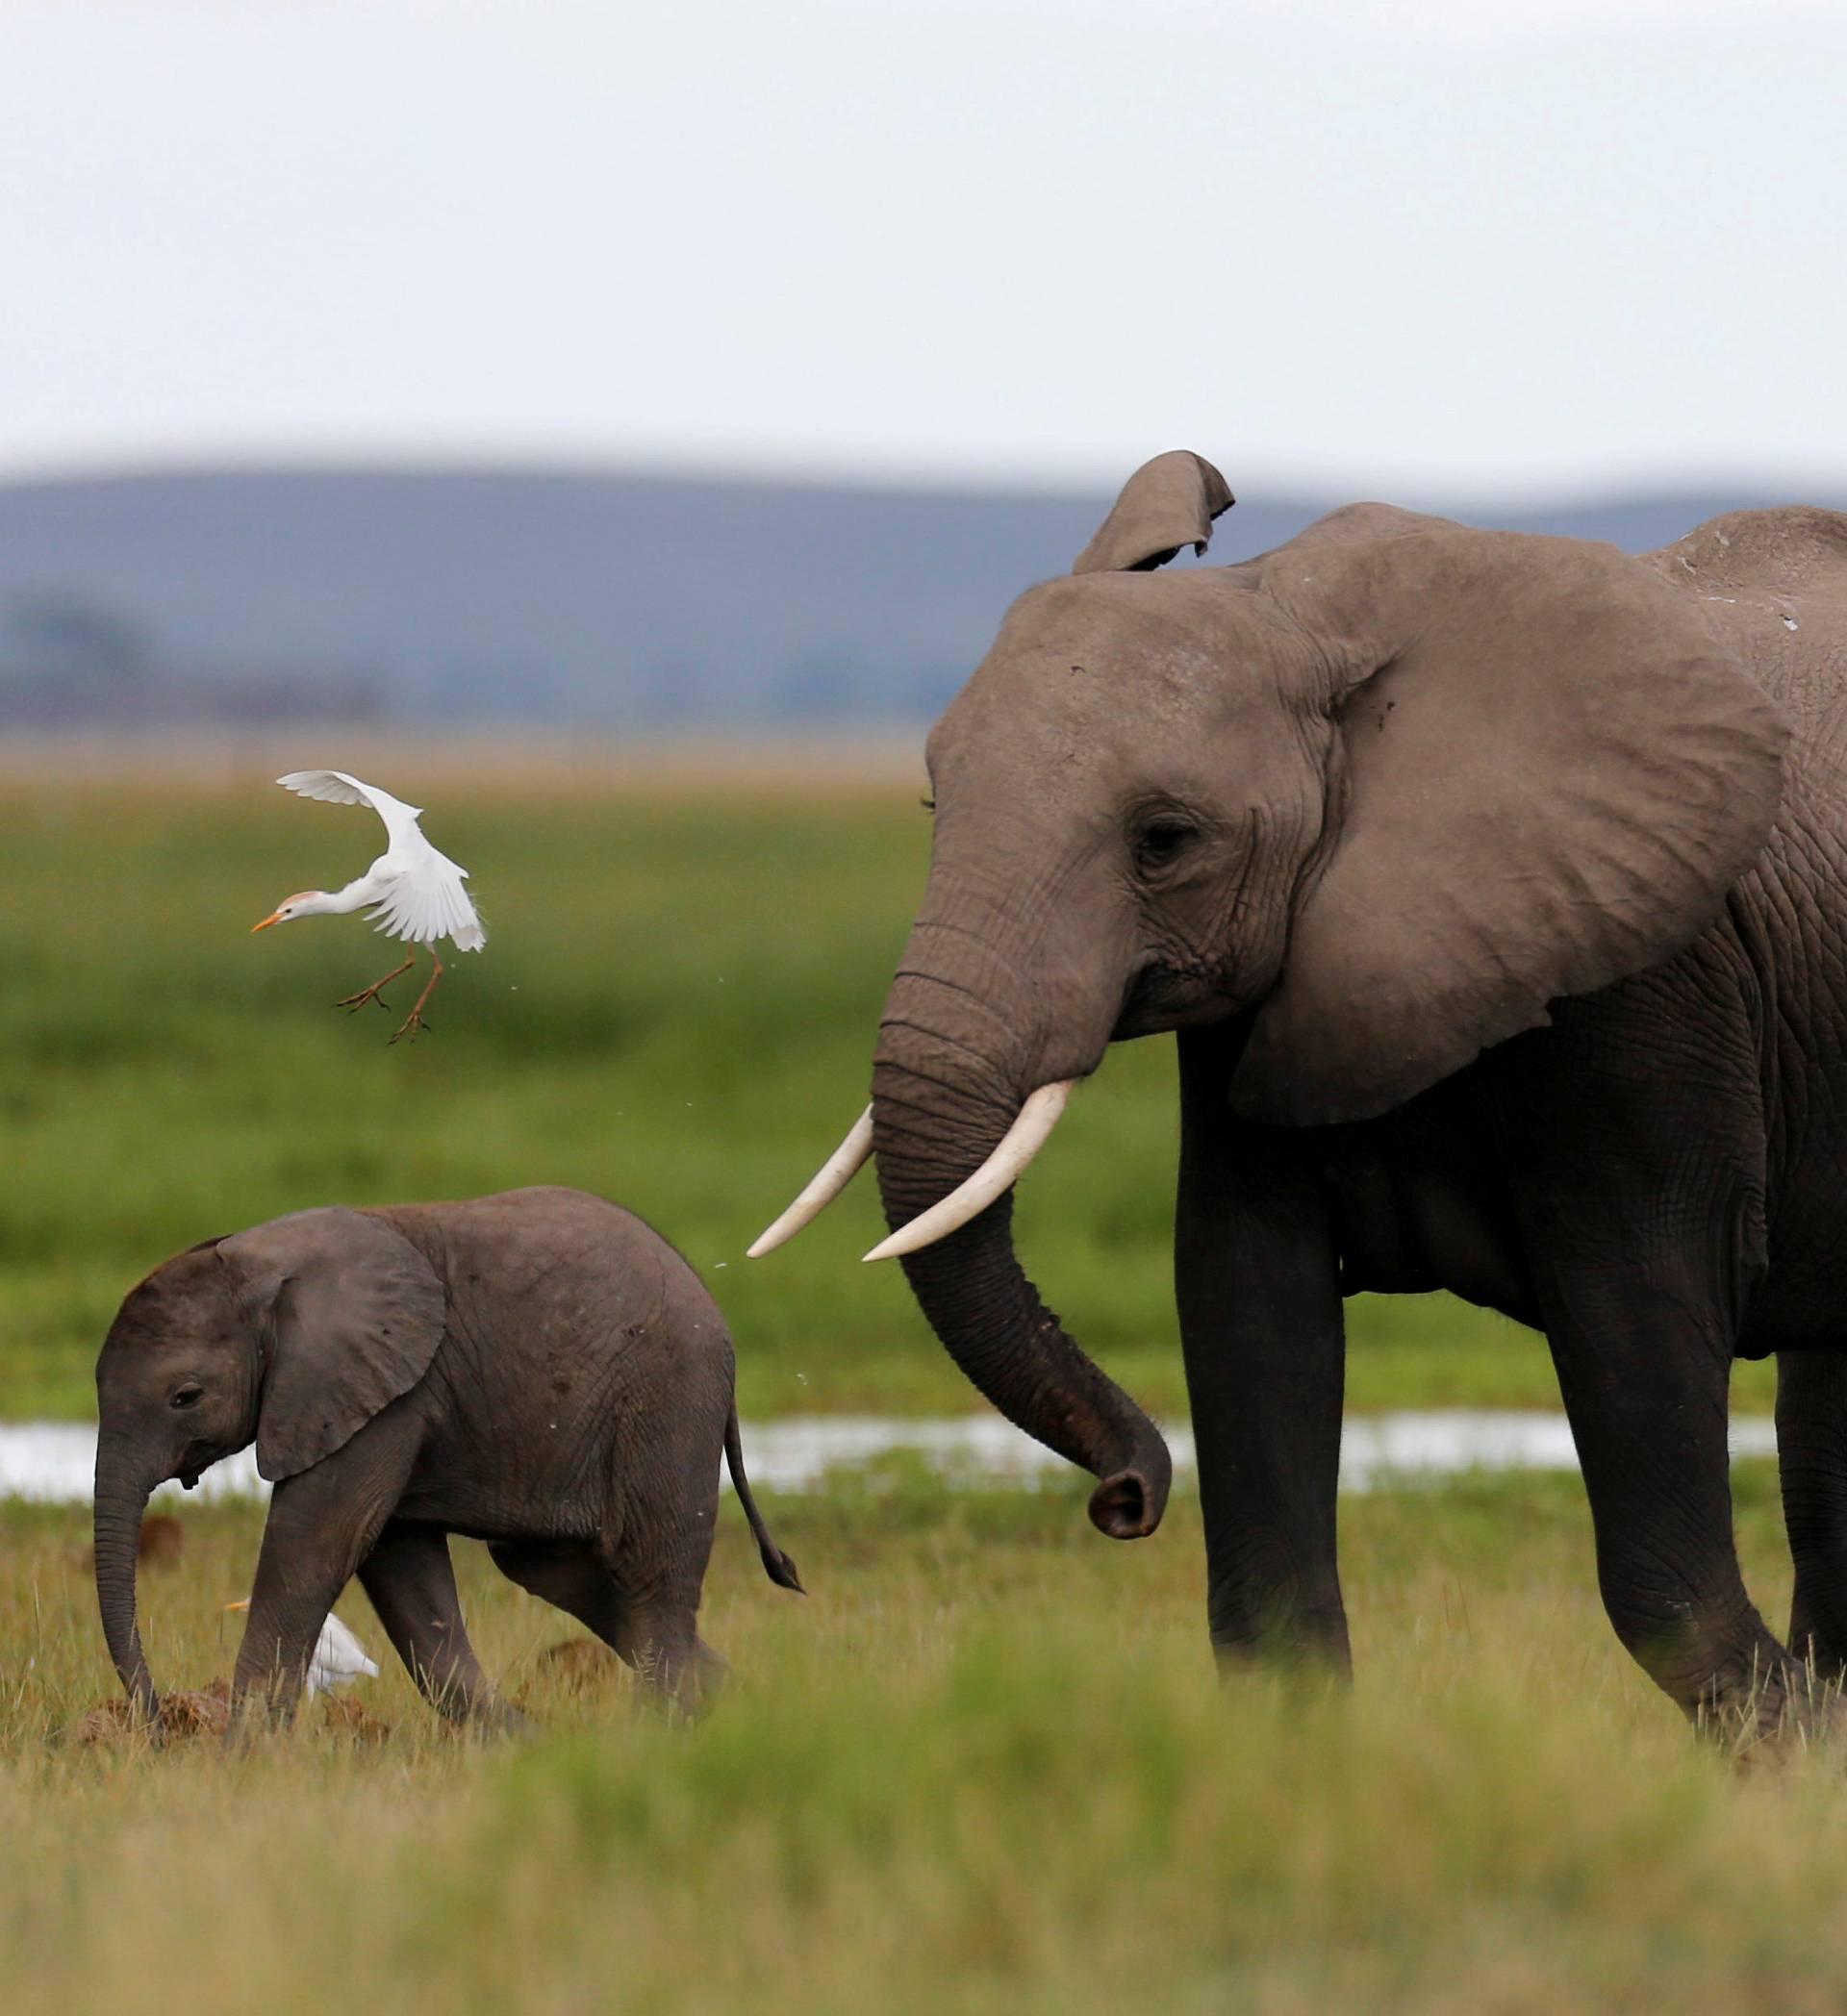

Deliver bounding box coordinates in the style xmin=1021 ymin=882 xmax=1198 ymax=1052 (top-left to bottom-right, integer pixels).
xmin=1232 ymin=514 xmax=1789 ymax=1125
xmin=1073 ymin=451 xmax=1234 ymax=574
xmin=217 ymin=1208 xmax=446 ymax=1481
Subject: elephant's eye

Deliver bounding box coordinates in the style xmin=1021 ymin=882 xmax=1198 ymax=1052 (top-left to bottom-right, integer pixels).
xmin=1135 ymin=819 xmax=1199 ymax=872
xmin=169 ymin=1384 xmax=203 ymax=1411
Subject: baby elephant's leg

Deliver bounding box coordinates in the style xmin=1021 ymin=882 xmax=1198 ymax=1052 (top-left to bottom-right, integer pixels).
xmin=491 ymin=1539 xmax=719 ymax=1713
xmin=229 ymin=1417 xmax=418 ymax=1738
xmin=601 ymin=1526 xmax=725 ymax=1714
xmin=232 ymin=1527 xmax=356 ymax=1734
xmin=607 ymin=1581 xmax=720 ymax=1711
xmin=359 ymin=1522 xmax=526 ymax=1732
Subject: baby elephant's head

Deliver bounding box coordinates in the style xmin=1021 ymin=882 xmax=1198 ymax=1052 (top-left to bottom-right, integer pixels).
xmin=91 ymin=1208 xmax=446 ymax=1720
xmin=95 ymin=1242 xmax=262 ymax=1499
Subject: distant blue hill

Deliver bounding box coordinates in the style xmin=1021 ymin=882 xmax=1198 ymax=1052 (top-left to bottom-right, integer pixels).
xmin=0 ymin=466 xmax=1832 ymax=729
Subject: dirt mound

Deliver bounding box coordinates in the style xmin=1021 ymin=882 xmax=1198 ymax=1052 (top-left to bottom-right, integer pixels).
xmin=68 ymin=1680 xmax=392 ymax=1748
xmin=76 ymin=1512 xmax=188 ymax=1577
xmin=135 ymin=1515 xmax=186 ymax=1568
xmin=70 ymin=1680 xmax=231 ymax=1746
xmin=535 ymin=1638 xmax=627 ymax=1692
xmin=318 ymin=1695 xmax=393 ymax=1745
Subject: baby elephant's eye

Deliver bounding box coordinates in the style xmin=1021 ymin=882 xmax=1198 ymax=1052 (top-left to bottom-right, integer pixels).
xmin=169 ymin=1384 xmax=204 ymax=1411
xmin=1135 ymin=819 xmax=1200 ymax=872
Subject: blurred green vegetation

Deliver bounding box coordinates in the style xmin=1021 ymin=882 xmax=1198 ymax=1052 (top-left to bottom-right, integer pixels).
xmin=4 ymin=1469 xmax=1841 ymax=2012
xmin=0 ymin=768 xmax=1779 ymax=1422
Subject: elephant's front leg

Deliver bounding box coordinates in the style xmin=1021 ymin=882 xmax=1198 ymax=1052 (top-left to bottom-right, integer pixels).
xmin=1775 ymin=1348 xmax=1847 ymax=1682
xmin=229 ymin=1410 xmax=420 ymax=1735
xmin=1176 ymin=1029 xmax=1350 ymax=1672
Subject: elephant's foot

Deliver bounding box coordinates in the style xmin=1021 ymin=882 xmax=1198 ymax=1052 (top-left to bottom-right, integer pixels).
xmin=220 ymin=1686 xmax=303 ymax=1751
xmin=1691 ymin=1658 xmax=1847 ymax=1761
xmin=436 ymin=1693 xmax=536 ymax=1739
xmin=1786 ymin=1611 xmax=1847 ymax=1696
xmin=1209 ymin=1611 xmax=1353 ymax=1684
xmin=623 ymin=1637 xmax=725 ymax=1722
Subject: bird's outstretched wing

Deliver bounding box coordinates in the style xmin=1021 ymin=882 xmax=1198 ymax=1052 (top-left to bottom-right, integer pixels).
xmin=276 ymin=770 xmax=426 ymax=855
xmin=367 ymin=861 xmax=486 ymax=952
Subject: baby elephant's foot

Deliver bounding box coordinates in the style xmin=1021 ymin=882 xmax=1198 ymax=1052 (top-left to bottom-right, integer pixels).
xmin=476 ymin=1699 xmax=539 ymax=1739
xmin=635 ymin=1640 xmax=728 ymax=1722
xmin=429 ymin=1687 xmax=535 ymax=1739
xmin=220 ymin=1690 xmax=300 ymax=1751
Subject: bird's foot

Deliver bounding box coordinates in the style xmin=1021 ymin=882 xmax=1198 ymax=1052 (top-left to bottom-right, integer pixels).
xmin=334 ymin=983 xmax=394 ymax=1014
xmin=389 ymin=1010 xmax=431 ymax=1046
xmin=336 ymin=954 xmax=417 ymax=1015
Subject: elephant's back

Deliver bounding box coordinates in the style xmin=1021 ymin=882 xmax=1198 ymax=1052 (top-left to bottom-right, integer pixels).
xmin=1647 ymin=507 xmax=1847 ymax=769
xmin=374 ymin=1190 xmax=734 ymax=1534
xmin=1649 ymin=505 xmax=1847 ymax=597
xmin=371 ymin=1186 xmax=734 ymax=1375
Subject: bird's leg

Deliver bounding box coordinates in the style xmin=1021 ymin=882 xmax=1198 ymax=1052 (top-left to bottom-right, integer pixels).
xmin=335 ymin=950 xmax=415 ymax=1014
xmin=390 ymin=951 xmax=443 ymax=1046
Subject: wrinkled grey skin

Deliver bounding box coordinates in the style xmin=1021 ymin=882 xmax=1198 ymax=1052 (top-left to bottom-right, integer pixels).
xmin=869 ymin=449 xmax=1847 ymax=1733
xmin=94 ymin=1187 xmax=799 ymax=1732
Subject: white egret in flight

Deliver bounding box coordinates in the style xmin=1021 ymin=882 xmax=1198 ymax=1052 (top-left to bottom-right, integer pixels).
xmin=251 ymin=769 xmax=486 ymax=1043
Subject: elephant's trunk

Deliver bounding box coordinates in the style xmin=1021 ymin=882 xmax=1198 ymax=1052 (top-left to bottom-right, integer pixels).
xmin=872 ymin=967 xmax=1172 ymax=1539
xmin=93 ymin=1446 xmax=160 ymax=1723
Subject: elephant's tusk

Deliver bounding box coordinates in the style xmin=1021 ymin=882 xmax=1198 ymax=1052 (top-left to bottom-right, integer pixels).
xmin=746 ymin=1106 xmax=875 ymax=1258
xmin=863 ymin=1080 xmax=1075 ymax=1263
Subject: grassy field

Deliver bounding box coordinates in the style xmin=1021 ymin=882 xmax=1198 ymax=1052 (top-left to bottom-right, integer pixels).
xmin=0 ymin=761 xmax=1779 ymax=1423
xmin=6 ymin=1470 xmax=1847 ymax=2013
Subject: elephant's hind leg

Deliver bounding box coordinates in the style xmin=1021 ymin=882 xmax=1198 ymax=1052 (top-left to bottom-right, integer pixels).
xmin=1542 ymin=1287 xmax=1794 ymax=1735
xmin=492 ymin=1538 xmax=718 ymax=1714
xmin=1509 ymin=989 xmax=1834 ymax=1743
xmin=359 ymin=1521 xmax=526 ymax=1732
xmin=1775 ymin=1349 xmax=1847 ymax=1685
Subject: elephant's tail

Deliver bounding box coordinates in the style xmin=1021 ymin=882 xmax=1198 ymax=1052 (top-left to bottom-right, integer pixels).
xmin=725 ymin=1403 xmax=804 ymax=1594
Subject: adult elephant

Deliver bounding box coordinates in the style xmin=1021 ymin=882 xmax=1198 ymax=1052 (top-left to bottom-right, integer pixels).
xmin=756 ymin=450 xmax=1847 ymax=1734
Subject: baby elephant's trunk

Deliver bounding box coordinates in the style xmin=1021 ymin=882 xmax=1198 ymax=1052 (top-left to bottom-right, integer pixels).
xmin=725 ymin=1405 xmax=803 ymax=1594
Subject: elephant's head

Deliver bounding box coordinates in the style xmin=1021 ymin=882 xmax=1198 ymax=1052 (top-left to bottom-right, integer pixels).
xmin=758 ymin=451 xmax=1789 ymax=1542
xmin=92 ymin=1207 xmax=444 ymax=1718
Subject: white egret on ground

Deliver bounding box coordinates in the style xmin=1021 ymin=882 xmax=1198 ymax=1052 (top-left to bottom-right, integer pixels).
xmin=223 ymin=1600 xmax=381 ymax=1697
xmin=251 ymin=769 xmax=486 ymax=1043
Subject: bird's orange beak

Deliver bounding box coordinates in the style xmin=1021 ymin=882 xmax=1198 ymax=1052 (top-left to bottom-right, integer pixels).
xmin=249 ymin=911 xmax=285 ymax=934
xmin=223 ymin=1599 xmax=251 ymax=1613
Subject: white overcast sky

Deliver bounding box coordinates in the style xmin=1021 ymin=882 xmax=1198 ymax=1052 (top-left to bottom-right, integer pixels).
xmin=2 ymin=0 xmax=1843 ymax=501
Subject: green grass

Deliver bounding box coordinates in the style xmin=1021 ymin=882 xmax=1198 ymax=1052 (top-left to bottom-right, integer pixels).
xmin=6 ymin=1470 xmax=1846 ymax=2012
xmin=0 ymin=764 xmax=1778 ymax=1423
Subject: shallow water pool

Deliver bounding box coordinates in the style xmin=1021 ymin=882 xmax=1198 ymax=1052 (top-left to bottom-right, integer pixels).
xmin=0 ymin=1410 xmax=1780 ymax=1503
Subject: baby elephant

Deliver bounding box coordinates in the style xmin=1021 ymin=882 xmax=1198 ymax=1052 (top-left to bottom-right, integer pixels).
xmin=93 ymin=1186 xmax=800 ymax=1729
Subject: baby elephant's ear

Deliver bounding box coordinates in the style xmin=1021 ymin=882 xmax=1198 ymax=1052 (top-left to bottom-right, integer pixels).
xmin=1072 ymin=450 xmax=1235 ymax=574
xmin=217 ymin=1208 xmax=445 ymax=1481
